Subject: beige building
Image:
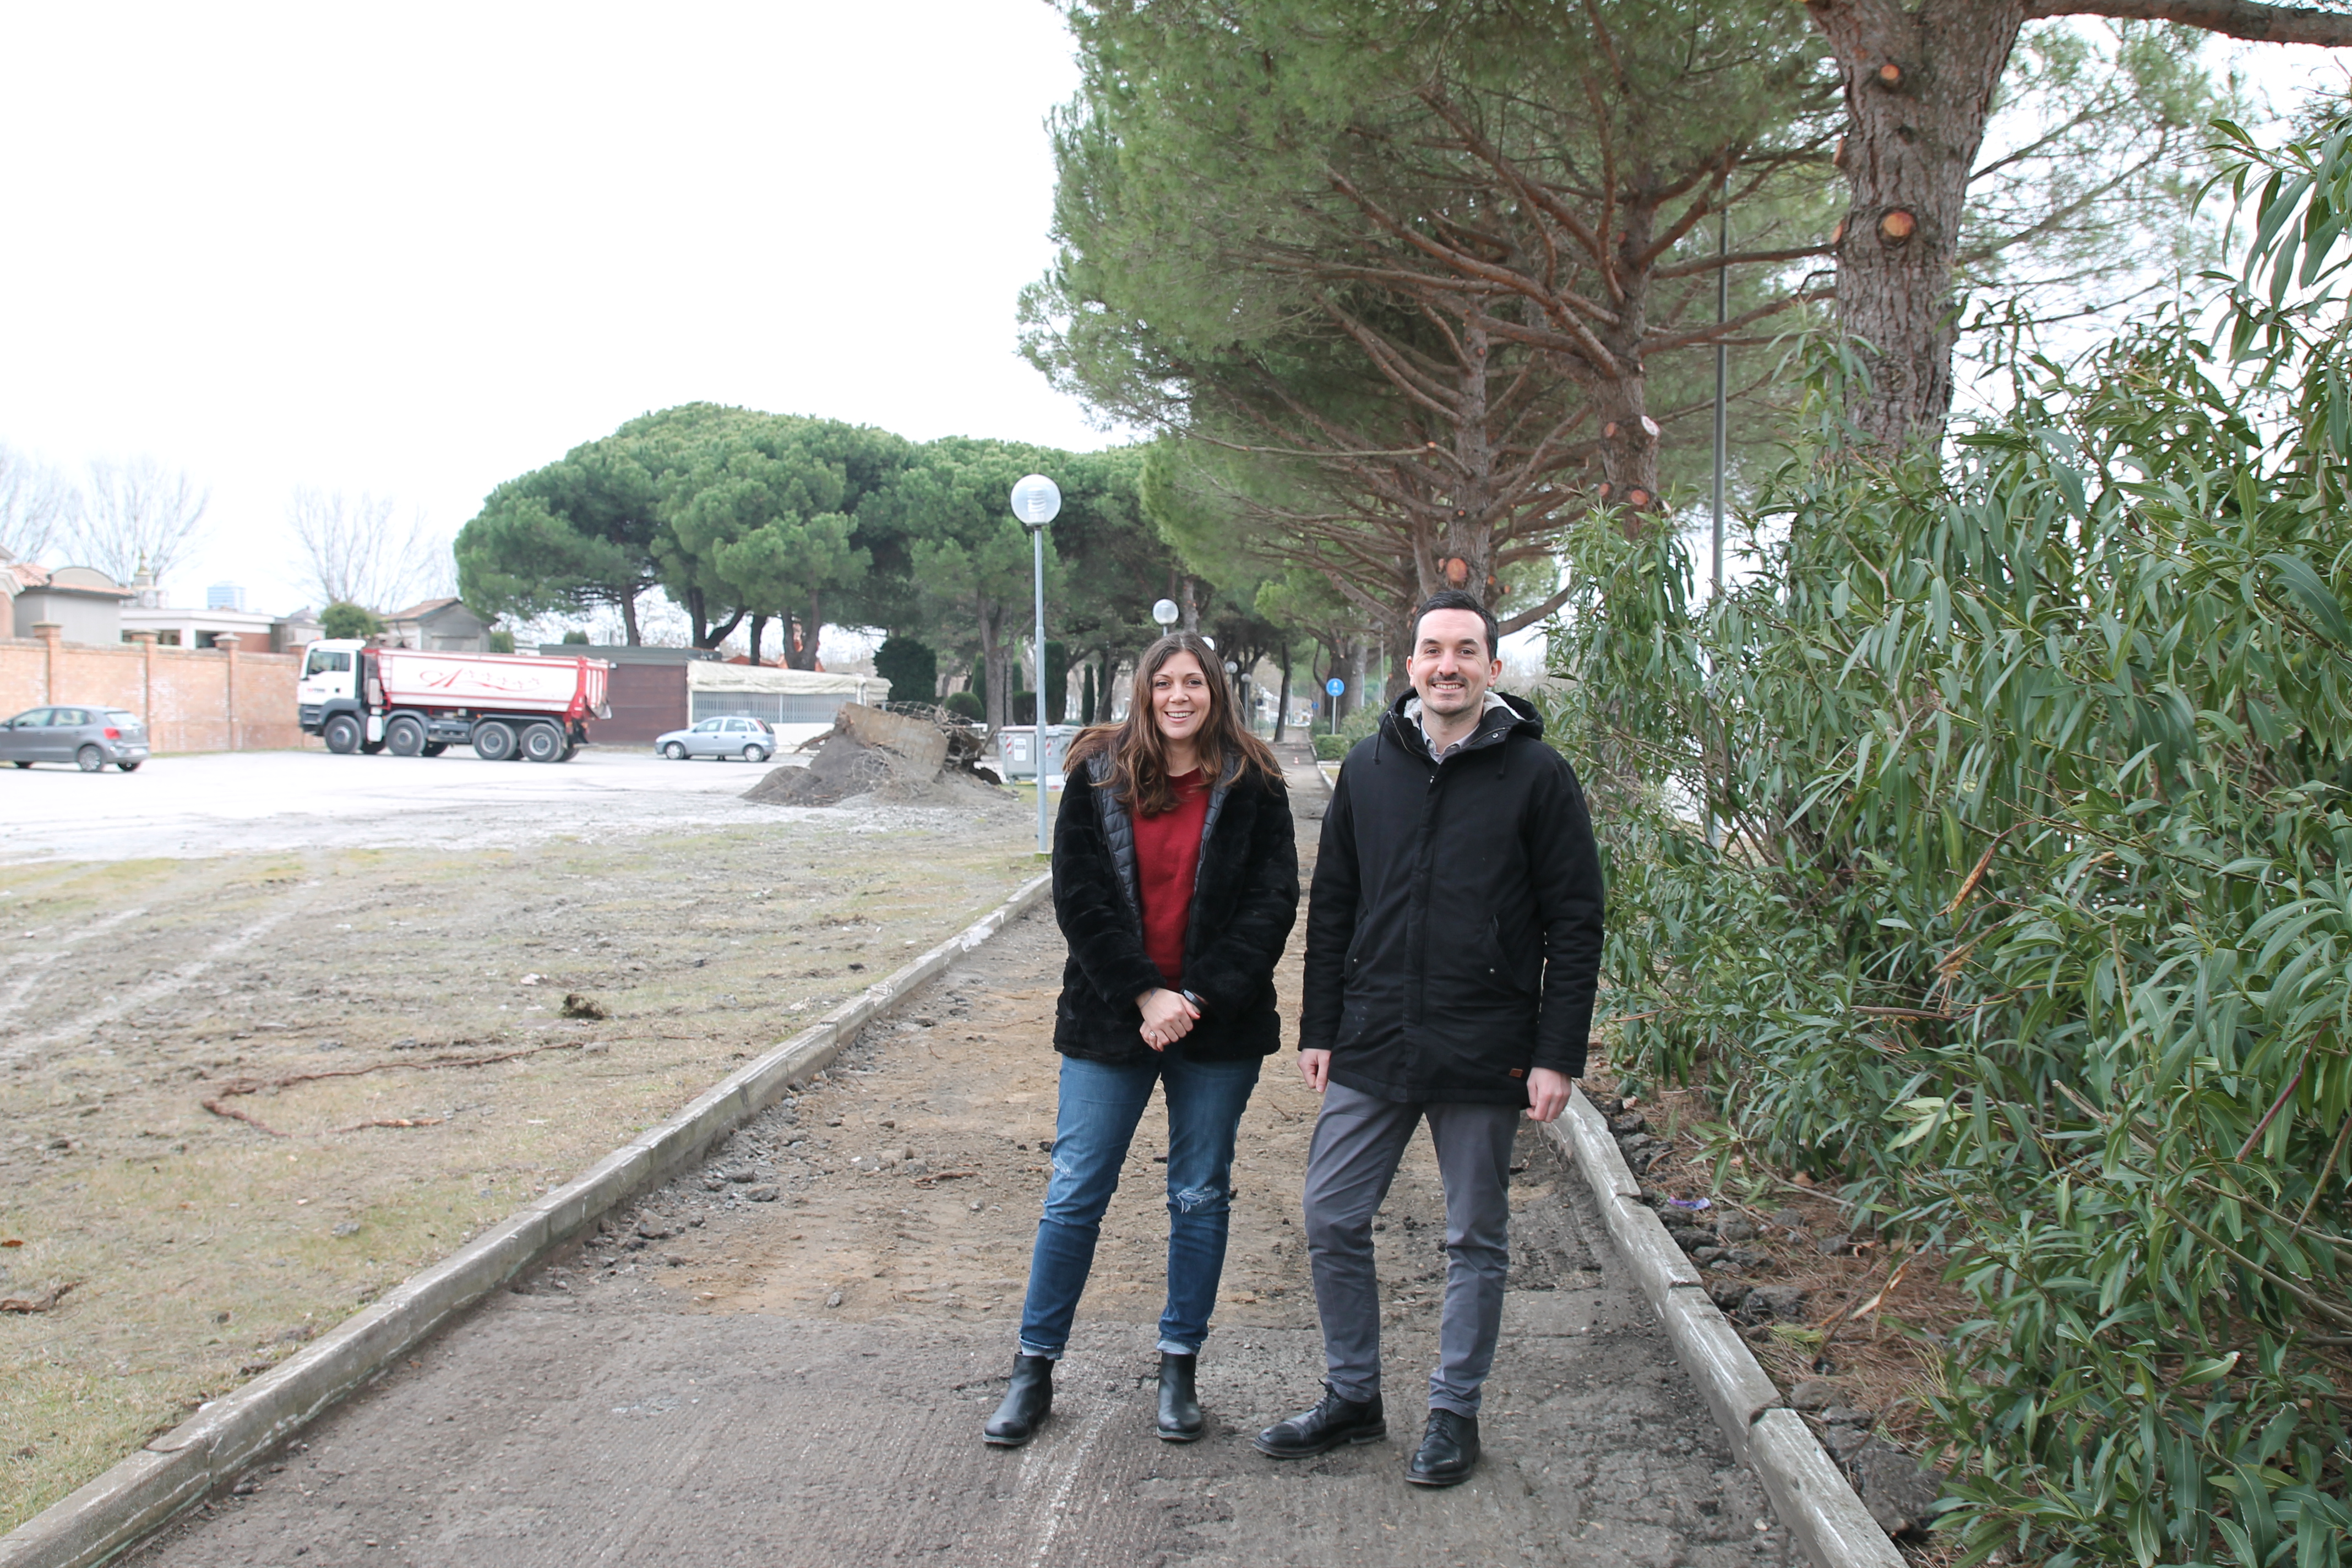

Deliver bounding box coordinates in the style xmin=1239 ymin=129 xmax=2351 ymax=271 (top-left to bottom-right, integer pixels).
xmin=7 ymin=562 xmax=133 ymax=644
xmin=382 ymin=597 xmax=492 ymax=652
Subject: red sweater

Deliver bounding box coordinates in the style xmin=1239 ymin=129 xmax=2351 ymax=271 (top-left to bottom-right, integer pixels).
xmin=1134 ymin=769 xmax=1209 ymax=989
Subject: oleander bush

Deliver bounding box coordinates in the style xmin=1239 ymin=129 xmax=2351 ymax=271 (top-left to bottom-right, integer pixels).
xmin=1550 ymin=111 xmax=2352 ymax=1566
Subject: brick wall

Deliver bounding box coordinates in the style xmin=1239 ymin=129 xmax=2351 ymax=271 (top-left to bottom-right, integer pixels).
xmin=0 ymin=629 xmax=313 ymax=753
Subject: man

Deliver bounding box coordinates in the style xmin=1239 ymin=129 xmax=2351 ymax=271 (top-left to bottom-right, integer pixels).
xmin=1256 ymin=589 xmax=1603 ymax=1488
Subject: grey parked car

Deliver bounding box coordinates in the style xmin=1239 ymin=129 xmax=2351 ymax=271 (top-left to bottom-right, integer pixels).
xmin=655 ymin=715 xmax=775 ymax=762
xmin=0 ymin=706 xmax=150 ymax=771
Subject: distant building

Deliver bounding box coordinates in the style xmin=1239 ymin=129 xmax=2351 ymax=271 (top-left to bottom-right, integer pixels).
xmin=206 ymin=582 xmax=247 ymax=611
xmin=381 ymin=597 xmax=492 ymax=652
xmin=9 ymin=563 xmax=133 ymax=643
xmin=119 ymin=565 xmax=320 ymax=651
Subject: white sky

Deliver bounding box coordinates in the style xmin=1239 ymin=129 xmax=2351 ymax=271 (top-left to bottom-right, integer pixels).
xmin=5 ymin=8 xmax=2345 ymax=631
xmin=1 ymin=1 xmax=1107 ymax=616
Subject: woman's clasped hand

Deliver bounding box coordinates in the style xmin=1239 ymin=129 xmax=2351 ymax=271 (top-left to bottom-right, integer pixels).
xmin=1135 ymin=986 xmax=1200 ymax=1050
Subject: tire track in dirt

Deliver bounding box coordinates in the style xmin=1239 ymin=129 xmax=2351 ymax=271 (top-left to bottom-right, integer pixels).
xmin=0 ymin=902 xmax=153 ymax=1031
xmin=1 ymin=878 xmax=320 ymax=1065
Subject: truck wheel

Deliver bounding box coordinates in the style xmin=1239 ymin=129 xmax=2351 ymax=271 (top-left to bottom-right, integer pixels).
xmin=77 ymin=745 xmax=105 ymax=772
xmin=323 ymin=715 xmax=362 ymax=754
xmin=521 ymin=722 xmax=565 ymax=763
xmin=472 ymin=721 xmax=518 ymax=762
xmin=385 ymin=715 xmax=426 ymax=756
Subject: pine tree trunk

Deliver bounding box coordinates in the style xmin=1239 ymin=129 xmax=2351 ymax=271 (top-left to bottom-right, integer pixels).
xmin=746 ymin=613 xmax=767 ymax=666
xmin=618 ymin=591 xmax=641 ymax=647
xmin=1807 ymin=0 xmax=2025 ymax=447
xmin=1273 ymin=643 xmax=1291 ymax=743
xmin=978 ymin=602 xmax=1009 ymax=737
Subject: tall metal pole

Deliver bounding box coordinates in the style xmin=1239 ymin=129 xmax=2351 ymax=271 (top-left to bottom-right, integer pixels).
xmin=1707 ymin=178 xmax=1729 ymax=852
xmin=1712 ymin=181 xmax=1729 ymax=600
xmin=1033 ymin=522 xmax=1049 ymax=857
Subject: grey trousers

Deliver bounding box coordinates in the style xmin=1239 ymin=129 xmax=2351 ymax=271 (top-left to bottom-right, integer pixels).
xmin=1302 ymin=1081 xmax=1520 ymax=1418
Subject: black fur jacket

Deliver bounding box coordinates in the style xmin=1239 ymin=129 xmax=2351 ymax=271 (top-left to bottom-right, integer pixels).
xmin=1050 ymin=750 xmax=1299 ymax=1064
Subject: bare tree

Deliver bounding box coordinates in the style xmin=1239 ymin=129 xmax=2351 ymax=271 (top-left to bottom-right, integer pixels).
xmin=285 ymin=487 xmax=451 ymax=610
xmin=0 ymin=444 xmax=81 ymax=565
xmin=71 ymin=457 xmax=209 ymax=582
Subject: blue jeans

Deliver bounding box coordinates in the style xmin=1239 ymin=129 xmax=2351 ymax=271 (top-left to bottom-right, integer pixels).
xmin=1017 ymin=1051 xmax=1262 ymax=1359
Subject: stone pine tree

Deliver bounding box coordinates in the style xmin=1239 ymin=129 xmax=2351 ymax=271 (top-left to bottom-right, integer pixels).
xmin=861 ymin=437 xmax=1068 ymax=738
xmin=1026 ymin=0 xmax=1842 ymax=655
xmin=458 ymin=432 xmax=666 ymax=645
xmin=1807 ymin=0 xmax=2352 ymax=445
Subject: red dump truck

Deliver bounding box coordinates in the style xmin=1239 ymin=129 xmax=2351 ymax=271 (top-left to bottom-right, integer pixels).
xmin=295 ymin=640 xmax=612 ymax=763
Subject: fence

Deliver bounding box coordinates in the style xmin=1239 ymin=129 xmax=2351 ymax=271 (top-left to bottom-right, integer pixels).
xmin=0 ymin=624 xmax=311 ymax=754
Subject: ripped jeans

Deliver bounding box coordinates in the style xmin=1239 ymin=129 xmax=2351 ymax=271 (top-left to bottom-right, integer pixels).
xmin=1017 ymin=1051 xmax=1262 ymax=1360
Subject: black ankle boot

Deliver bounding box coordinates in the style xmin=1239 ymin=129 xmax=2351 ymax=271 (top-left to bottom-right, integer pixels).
xmin=1405 ymin=1408 xmax=1480 ymax=1487
xmin=1156 ymin=1353 xmax=1204 ymax=1442
xmin=1254 ymin=1384 xmax=1387 ymax=1458
xmin=983 ymin=1353 xmax=1054 ymax=1447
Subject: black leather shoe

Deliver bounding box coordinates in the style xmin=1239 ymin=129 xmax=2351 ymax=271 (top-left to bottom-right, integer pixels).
xmin=983 ymin=1354 xmax=1054 ymax=1447
xmin=1404 ymin=1408 xmax=1479 ymax=1487
xmin=1253 ymin=1385 xmax=1386 ymax=1458
xmin=1156 ymin=1353 xmax=1204 ymax=1442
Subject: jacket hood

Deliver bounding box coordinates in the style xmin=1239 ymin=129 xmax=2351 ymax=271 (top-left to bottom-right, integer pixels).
xmin=1376 ymin=687 xmax=1543 ymax=765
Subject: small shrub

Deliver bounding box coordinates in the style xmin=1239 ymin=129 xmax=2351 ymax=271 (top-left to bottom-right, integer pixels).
xmin=319 ymin=602 xmax=382 ymax=641
xmin=942 ymin=690 xmax=984 ymax=722
xmin=873 ymin=636 xmax=938 ymax=701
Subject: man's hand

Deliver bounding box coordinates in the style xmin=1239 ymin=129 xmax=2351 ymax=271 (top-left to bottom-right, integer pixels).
xmin=1526 ymin=1068 xmax=1574 ymax=1123
xmin=1137 ymin=988 xmax=1200 ymax=1052
xmin=1299 ymin=1048 xmax=1331 ymax=1092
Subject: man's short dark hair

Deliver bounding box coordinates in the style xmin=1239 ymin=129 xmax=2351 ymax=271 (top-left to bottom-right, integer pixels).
xmin=1413 ymin=590 xmax=1499 ymax=660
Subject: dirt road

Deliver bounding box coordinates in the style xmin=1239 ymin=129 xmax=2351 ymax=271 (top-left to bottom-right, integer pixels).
xmin=117 ymin=761 xmax=1798 ymax=1568
xmin=0 ymin=776 xmax=1037 ymax=1529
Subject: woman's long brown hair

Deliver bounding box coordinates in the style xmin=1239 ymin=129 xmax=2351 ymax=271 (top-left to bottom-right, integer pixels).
xmin=1063 ymin=633 xmax=1283 ymax=815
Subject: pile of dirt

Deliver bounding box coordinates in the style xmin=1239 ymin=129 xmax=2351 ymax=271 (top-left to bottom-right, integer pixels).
xmin=743 ymin=703 xmax=1014 ymax=810
xmin=745 ymin=733 xmax=900 ymax=805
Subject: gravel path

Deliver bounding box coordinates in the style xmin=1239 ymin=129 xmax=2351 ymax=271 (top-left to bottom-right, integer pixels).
xmin=117 ymin=759 xmax=1799 ymax=1568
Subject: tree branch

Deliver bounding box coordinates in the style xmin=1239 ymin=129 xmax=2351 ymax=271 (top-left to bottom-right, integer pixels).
xmin=1653 ymin=243 xmax=1838 ymax=281
xmin=2026 ymin=0 xmax=2352 ymax=44
xmin=1499 ymin=578 xmax=1577 ymax=635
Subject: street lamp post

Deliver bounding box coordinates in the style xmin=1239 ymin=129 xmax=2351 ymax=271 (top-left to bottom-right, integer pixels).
xmin=1011 ymin=473 xmax=1062 ymax=856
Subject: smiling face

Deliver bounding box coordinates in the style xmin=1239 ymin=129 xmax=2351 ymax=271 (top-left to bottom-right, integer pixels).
xmin=1408 ymin=607 xmax=1500 ymax=720
xmin=1149 ymin=651 xmax=1211 ymax=753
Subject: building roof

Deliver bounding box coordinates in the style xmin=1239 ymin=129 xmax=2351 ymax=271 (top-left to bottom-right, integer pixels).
xmin=384 ymin=597 xmax=477 ymax=623
xmin=7 ymin=563 xmax=132 ymax=599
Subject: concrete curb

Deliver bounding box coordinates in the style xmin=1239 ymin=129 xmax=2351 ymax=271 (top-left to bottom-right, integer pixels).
xmin=1541 ymin=1089 xmax=1903 ymax=1568
xmin=0 ymin=872 xmax=1055 ymax=1568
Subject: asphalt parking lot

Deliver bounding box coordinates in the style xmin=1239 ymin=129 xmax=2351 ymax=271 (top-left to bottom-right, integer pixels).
xmin=0 ymin=746 xmax=813 ymax=863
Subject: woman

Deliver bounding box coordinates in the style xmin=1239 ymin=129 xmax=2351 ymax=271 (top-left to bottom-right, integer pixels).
xmin=983 ymin=631 xmax=1299 ymax=1448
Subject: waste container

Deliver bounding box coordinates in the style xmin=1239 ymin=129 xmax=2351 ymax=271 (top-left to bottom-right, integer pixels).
xmin=994 ymin=723 xmax=1079 ymax=781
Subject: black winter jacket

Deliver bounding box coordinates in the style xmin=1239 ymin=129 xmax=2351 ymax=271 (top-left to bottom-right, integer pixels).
xmin=1051 ymin=751 xmax=1300 ymax=1064
xmin=1299 ymin=692 xmax=1604 ymax=1104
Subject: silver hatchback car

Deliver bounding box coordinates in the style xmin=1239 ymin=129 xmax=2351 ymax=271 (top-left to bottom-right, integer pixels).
xmin=0 ymin=705 xmax=151 ymax=771
xmin=655 ymin=715 xmax=775 ymax=761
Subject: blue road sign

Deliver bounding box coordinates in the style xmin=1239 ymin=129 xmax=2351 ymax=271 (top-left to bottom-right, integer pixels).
xmin=1325 ymin=677 xmax=1346 ymax=696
